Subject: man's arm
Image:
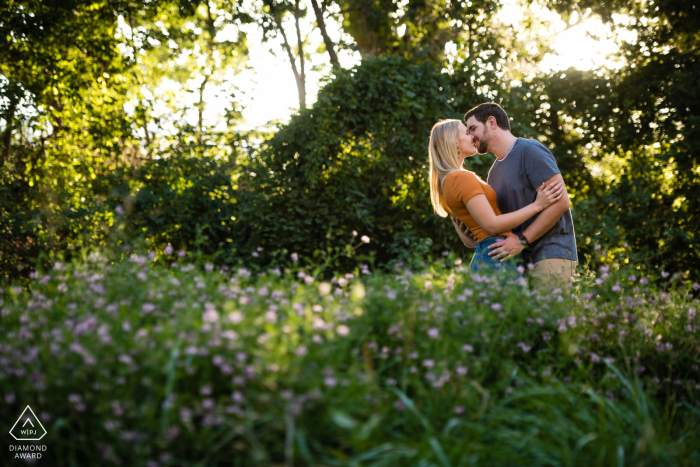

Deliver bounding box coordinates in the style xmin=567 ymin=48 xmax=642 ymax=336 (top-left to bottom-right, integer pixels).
xmin=521 ymin=173 xmax=570 ymax=243
xmin=451 ymin=216 xmax=476 ymax=249
xmin=488 ymin=173 xmax=570 ymax=262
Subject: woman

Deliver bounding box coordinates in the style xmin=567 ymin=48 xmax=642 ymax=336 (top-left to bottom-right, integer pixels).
xmin=428 ymin=119 xmax=564 ymax=273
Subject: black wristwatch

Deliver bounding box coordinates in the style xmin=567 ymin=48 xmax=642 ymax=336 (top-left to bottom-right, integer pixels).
xmin=518 ymin=233 xmax=529 ymax=248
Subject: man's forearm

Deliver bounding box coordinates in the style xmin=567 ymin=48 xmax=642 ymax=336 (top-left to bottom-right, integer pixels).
xmin=522 ymin=200 xmax=568 ymax=243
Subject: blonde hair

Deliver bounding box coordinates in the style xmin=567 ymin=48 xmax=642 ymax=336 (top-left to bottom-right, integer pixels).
xmin=428 ymin=119 xmax=465 ymax=217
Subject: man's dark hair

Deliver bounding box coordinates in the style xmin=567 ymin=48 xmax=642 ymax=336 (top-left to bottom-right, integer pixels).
xmin=464 ymin=103 xmax=511 ymax=131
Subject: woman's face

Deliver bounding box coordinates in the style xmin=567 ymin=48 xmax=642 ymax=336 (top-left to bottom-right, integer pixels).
xmin=457 ymin=123 xmax=477 ymax=158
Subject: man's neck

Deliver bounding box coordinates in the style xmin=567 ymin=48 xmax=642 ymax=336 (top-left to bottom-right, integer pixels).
xmin=491 ymin=133 xmax=518 ymax=160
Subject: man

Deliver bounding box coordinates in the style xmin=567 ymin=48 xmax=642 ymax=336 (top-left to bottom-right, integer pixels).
xmin=453 ymin=102 xmax=578 ymax=288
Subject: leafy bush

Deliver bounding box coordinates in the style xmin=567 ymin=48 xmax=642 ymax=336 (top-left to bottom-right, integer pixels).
xmin=1 ymin=251 xmax=699 ymax=466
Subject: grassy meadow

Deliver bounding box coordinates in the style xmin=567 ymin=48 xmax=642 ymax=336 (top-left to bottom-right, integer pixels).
xmin=1 ymin=248 xmax=699 ymax=466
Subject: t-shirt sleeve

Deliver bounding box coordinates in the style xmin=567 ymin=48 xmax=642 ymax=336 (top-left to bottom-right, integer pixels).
xmin=452 ymin=171 xmax=486 ymax=205
xmin=523 ymin=142 xmax=560 ymax=188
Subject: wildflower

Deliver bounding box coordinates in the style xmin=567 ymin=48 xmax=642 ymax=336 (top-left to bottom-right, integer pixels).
xmin=200 ymin=386 xmax=212 ymax=396
xmin=517 ymin=342 xmax=532 ymax=353
xmin=295 ymin=345 xmax=308 ymax=357
xmin=265 ymin=311 xmax=277 ymax=324
xmin=455 ymin=259 xmax=463 ymax=266
xmin=612 ymin=284 xmax=622 ymax=292
xmin=361 ymin=235 xmax=370 ymax=244
xmin=463 ymin=344 xmax=473 ymax=352
xmin=428 ymin=328 xmax=439 ymax=339
xmin=119 ymin=354 xmax=133 ymax=365
xmin=203 ymin=305 xmax=219 ymax=323
xmin=313 ymin=335 xmax=324 ymax=344
xmin=324 ymin=377 xmax=337 ymax=387
xmin=228 ymin=311 xmax=243 ymax=324
xmin=291 ymin=252 xmax=298 ymax=261
xmin=54 ymin=261 xmax=64 ymax=271
xmin=179 ymin=408 xmax=193 ymax=423
xmin=594 ymin=244 xmax=601 ymax=251
xmin=312 ymin=305 xmax=323 ymax=313
xmin=142 ymin=303 xmax=156 ymax=313
xmin=595 ymin=278 xmax=604 ymax=286
xmin=661 ymin=271 xmax=669 ymax=278
xmin=5 ymin=393 xmax=15 ymax=404
xmin=628 ymin=274 xmax=636 ymax=282
xmin=640 ymin=277 xmax=648 ymax=285
xmin=491 ymin=303 xmax=503 ymax=311
xmin=454 ymin=406 xmax=465 ymax=415
xmin=318 ymin=282 xmax=332 ymax=295
xmin=456 ymin=366 xmax=468 ymax=376
xmin=164 ymin=245 xmax=174 ymax=256
xmin=237 ymin=268 xmax=250 ymax=278
xmin=693 ymin=283 xmax=700 ymax=291
xmin=352 ymin=230 xmax=358 ymax=236
xmin=231 ymin=391 xmax=244 ymax=403
xmin=115 ymin=205 xmax=125 ymax=216
xmin=424 ymin=281 xmax=432 ymax=290
xmin=238 ymin=296 xmax=251 ymax=305
xmin=517 ymin=265 xmax=525 ymax=274
xmin=423 ymin=359 xmax=434 ymax=369
xmin=205 ymin=263 xmax=214 ymax=272
xmin=590 ymin=353 xmax=601 ymax=363
xmin=202 ymin=399 xmax=215 ymax=410
xmin=394 ymin=400 xmax=405 ymax=411
xmin=336 ymin=325 xmax=350 ymax=336
xmin=304 ymin=275 xmax=315 ymax=285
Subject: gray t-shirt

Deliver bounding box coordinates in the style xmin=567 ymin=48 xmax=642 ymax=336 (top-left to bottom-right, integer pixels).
xmin=487 ymin=137 xmax=578 ymax=263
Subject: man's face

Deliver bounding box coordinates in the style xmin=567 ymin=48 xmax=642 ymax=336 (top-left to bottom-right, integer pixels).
xmin=465 ymin=116 xmax=490 ymax=154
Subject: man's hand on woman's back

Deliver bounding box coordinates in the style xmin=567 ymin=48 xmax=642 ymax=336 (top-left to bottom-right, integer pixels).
xmin=451 ymin=216 xmax=476 ymax=249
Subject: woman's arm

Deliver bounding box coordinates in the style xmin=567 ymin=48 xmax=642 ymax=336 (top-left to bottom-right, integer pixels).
xmin=465 ymin=183 xmax=563 ymax=236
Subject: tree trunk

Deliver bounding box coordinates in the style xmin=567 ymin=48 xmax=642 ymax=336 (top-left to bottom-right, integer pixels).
xmin=198 ymin=74 xmax=209 ymax=144
xmin=2 ymin=101 xmax=16 ymax=166
xmin=294 ymin=0 xmax=306 ymax=110
xmin=310 ymin=0 xmax=338 ymax=67
xmin=273 ymin=10 xmax=305 ymax=111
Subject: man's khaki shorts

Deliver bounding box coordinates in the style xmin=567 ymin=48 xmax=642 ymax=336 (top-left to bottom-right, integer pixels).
xmin=529 ymin=258 xmax=577 ymax=289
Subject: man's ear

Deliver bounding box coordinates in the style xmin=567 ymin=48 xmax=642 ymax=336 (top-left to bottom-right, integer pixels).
xmin=488 ymin=115 xmax=497 ymax=130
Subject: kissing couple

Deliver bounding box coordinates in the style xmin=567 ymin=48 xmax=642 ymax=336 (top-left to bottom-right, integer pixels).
xmin=428 ymin=103 xmax=578 ymax=289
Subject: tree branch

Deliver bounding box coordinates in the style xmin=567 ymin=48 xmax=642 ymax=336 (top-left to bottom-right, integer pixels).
xmin=310 ymin=0 xmax=338 ymax=67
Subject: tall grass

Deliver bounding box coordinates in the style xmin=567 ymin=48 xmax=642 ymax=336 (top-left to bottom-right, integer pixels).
xmin=1 ymin=251 xmax=698 ymax=466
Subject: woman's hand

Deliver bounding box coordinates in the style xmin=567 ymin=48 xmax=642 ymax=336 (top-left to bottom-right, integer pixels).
xmin=534 ymin=182 xmax=564 ymax=211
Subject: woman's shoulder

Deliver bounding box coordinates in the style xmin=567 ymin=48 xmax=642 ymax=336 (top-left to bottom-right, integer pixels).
xmin=448 ymin=170 xmax=484 ymax=185
xmin=444 ymin=170 xmax=485 ymax=197
xmin=446 ymin=169 xmax=480 ymax=181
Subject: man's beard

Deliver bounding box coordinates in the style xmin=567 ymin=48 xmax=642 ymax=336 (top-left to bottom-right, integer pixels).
xmin=476 ymin=127 xmax=490 ymax=154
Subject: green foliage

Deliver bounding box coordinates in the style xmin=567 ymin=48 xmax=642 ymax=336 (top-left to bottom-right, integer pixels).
xmin=1 ymin=254 xmax=699 ymax=465
xmin=235 ymin=57 xmax=482 ymax=269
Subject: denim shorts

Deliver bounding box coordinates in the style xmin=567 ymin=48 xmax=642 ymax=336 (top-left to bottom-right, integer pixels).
xmin=469 ymin=236 xmax=521 ymax=275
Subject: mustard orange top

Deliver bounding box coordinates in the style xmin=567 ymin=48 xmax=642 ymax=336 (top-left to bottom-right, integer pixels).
xmin=439 ymin=170 xmax=503 ymax=242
